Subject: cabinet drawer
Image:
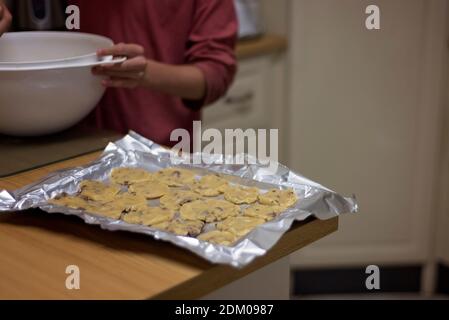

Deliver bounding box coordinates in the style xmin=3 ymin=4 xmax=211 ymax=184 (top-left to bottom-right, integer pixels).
xmin=203 ymin=58 xmax=269 ymax=130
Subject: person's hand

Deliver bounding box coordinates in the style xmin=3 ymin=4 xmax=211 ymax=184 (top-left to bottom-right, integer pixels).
xmin=92 ymin=43 xmax=148 ymax=89
xmin=0 ymin=3 xmax=12 ymax=36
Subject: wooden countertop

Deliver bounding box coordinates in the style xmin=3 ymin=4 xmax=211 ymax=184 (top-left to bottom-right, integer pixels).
xmin=0 ymin=128 xmax=121 ymax=178
xmin=0 ymin=152 xmax=337 ymax=300
xmin=236 ymin=35 xmax=288 ymax=60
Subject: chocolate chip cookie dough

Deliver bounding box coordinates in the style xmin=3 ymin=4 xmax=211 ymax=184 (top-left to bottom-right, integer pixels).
xmin=155 ymin=167 xmax=196 ymax=187
xmin=79 ymin=180 xmax=120 ymax=202
xmin=243 ymin=204 xmax=283 ymax=221
xmin=123 ymin=206 xmax=175 ymax=226
xmin=85 ymin=202 xmax=127 ymax=220
xmin=223 ymin=185 xmax=259 ymax=204
xmin=217 ymin=216 xmax=266 ymax=237
xmin=49 ymin=195 xmax=124 ymax=220
xmin=110 ymin=167 xmax=153 ymax=185
xmin=112 ymin=192 xmax=148 ymax=212
xmin=152 ymin=219 xmax=204 ymax=237
xmin=258 ymin=188 xmax=298 ymax=208
xmin=197 ymin=230 xmax=238 ymax=246
xmin=48 ymin=165 xmax=301 ymax=248
xmin=49 ymin=194 xmax=90 ymax=210
xmin=128 ymin=180 xmax=169 ymax=199
xmin=180 ymin=199 xmax=240 ymax=223
xmin=159 ymin=189 xmax=202 ymax=210
xmin=190 ymin=174 xmax=228 ymax=197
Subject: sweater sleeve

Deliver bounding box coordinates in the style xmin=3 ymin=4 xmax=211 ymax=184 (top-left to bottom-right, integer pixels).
xmin=183 ymin=0 xmax=238 ymax=108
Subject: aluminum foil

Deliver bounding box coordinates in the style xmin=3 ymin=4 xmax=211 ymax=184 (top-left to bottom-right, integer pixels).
xmin=0 ymin=131 xmax=358 ymax=267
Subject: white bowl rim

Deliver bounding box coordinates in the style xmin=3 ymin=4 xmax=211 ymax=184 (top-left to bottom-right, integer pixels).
xmin=0 ymin=52 xmax=99 ymax=66
xmin=0 ymin=56 xmax=127 ymax=71
xmin=0 ymin=31 xmax=116 ymax=64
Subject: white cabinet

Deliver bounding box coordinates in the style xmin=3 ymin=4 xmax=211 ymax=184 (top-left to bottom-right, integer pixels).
xmin=436 ymin=101 xmax=449 ymax=265
xmin=203 ymin=52 xmax=288 ymax=160
xmin=203 ymin=58 xmax=269 ymax=130
xmin=287 ymin=0 xmax=447 ymax=269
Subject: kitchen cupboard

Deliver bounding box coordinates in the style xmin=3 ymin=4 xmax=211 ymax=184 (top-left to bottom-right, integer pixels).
xmin=287 ymin=0 xmax=447 ymax=287
xmin=203 ymin=57 xmax=270 ymax=131
xmin=436 ymin=94 xmax=449 ymax=266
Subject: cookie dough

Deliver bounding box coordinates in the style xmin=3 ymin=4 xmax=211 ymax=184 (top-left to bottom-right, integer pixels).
xmin=243 ymin=204 xmax=284 ymax=221
xmin=223 ymin=185 xmax=259 ymax=204
xmin=152 ymin=219 xmax=204 ymax=236
xmin=84 ymin=202 xmax=125 ymax=220
xmin=155 ymin=167 xmax=196 ymax=187
xmin=49 ymin=195 xmax=90 ymax=210
xmin=122 ymin=207 xmax=175 ymax=226
xmin=197 ymin=230 xmax=238 ymax=246
xmin=159 ymin=189 xmax=202 ymax=210
xmin=79 ymin=180 xmax=120 ymax=202
xmin=113 ymin=192 xmax=148 ymax=212
xmin=190 ymin=174 xmax=228 ymax=197
xmin=110 ymin=167 xmax=153 ymax=185
xmin=49 ymin=194 xmax=124 ymax=219
xmin=128 ymin=180 xmax=169 ymax=199
xmin=217 ymin=216 xmax=265 ymax=237
xmin=258 ymin=188 xmax=298 ymax=208
xmin=180 ymin=199 xmax=240 ymax=223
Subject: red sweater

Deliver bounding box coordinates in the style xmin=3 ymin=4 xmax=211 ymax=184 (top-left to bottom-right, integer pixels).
xmin=71 ymin=0 xmax=237 ymax=146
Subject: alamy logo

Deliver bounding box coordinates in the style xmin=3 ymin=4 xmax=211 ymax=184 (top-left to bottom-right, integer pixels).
xmin=170 ymin=121 xmax=279 ymax=174
xmin=65 ymin=5 xmax=80 ymax=30
xmin=365 ymin=5 xmax=380 ymax=30
xmin=65 ymin=265 xmax=80 ymax=290
xmin=365 ymin=265 xmax=380 ymax=290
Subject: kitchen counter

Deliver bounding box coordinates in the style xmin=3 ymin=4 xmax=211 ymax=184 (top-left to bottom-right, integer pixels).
xmin=236 ymin=35 xmax=288 ymax=60
xmin=0 ymin=151 xmax=337 ymax=299
xmin=0 ymin=128 xmax=121 ymax=178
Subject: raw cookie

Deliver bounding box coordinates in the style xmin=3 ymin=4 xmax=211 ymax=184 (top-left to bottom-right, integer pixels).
xmin=180 ymin=199 xmax=240 ymax=223
xmin=154 ymin=167 xmax=196 ymax=187
xmin=217 ymin=216 xmax=265 ymax=237
xmin=197 ymin=230 xmax=238 ymax=246
xmin=122 ymin=207 xmax=175 ymax=226
xmin=159 ymin=190 xmax=202 ymax=210
xmin=79 ymin=180 xmax=120 ymax=202
xmin=49 ymin=195 xmax=90 ymax=209
xmin=190 ymin=174 xmax=228 ymax=197
xmin=128 ymin=180 xmax=169 ymax=199
xmin=50 ymin=194 xmax=123 ymax=219
xmin=84 ymin=202 xmax=125 ymax=220
xmin=258 ymin=188 xmax=298 ymax=208
xmin=152 ymin=219 xmax=204 ymax=236
xmin=113 ymin=192 xmax=148 ymax=212
xmin=243 ymin=204 xmax=284 ymax=221
xmin=223 ymin=185 xmax=259 ymax=204
xmin=110 ymin=167 xmax=153 ymax=185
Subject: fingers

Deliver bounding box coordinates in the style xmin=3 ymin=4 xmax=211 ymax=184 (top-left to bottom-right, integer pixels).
xmin=92 ymin=56 xmax=148 ymax=87
xmin=93 ymin=44 xmax=147 ymax=89
xmin=95 ymin=56 xmax=147 ymax=72
xmin=93 ymin=70 xmax=143 ymax=80
xmin=97 ymin=43 xmax=144 ymax=58
xmin=102 ymin=77 xmax=140 ymax=89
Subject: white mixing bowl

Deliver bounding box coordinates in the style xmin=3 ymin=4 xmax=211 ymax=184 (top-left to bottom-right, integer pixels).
xmin=0 ymin=32 xmax=123 ymax=136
